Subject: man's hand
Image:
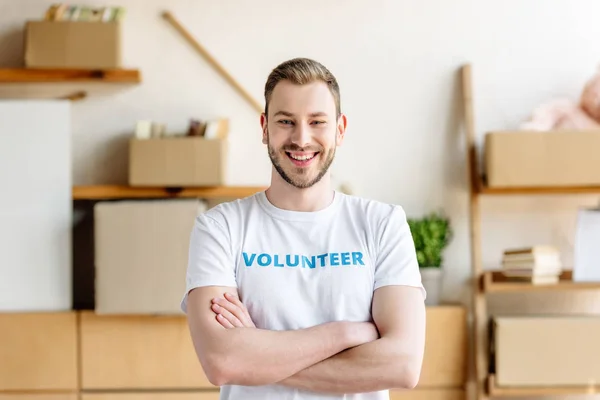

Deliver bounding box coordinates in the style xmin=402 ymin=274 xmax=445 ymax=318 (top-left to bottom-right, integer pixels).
xmin=188 ymin=286 xmax=376 ymax=387
xmin=211 ymin=292 xmax=256 ymax=328
xmin=211 ymin=294 xmax=380 ymax=343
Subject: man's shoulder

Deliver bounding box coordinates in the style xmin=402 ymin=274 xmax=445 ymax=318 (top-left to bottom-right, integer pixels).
xmin=339 ymin=192 xmax=407 ymax=222
xmin=199 ymin=192 xmax=262 ymax=226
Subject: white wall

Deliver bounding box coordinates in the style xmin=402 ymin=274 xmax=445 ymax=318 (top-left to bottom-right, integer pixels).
xmin=0 ymin=100 xmax=71 ymax=311
xmin=2 ymin=0 xmax=600 ymax=309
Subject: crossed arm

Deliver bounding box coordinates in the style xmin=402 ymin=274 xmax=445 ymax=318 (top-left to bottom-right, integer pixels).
xmin=185 ymin=284 xmax=426 ymax=394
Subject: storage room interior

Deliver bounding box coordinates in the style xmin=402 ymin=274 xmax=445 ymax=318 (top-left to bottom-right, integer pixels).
xmin=1 ymin=1 xmax=600 ymax=400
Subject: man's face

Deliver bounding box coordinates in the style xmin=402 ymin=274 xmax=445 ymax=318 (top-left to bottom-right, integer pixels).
xmin=262 ymin=80 xmax=346 ymax=189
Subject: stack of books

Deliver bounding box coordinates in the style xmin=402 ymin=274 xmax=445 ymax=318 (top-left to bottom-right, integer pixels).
xmin=44 ymin=4 xmax=126 ymax=22
xmin=501 ymin=245 xmax=563 ymax=284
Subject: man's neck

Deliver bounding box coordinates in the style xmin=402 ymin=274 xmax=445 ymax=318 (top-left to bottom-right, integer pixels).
xmin=265 ymin=172 xmax=335 ymax=212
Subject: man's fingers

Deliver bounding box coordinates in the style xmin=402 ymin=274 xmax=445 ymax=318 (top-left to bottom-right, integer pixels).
xmin=224 ymin=292 xmax=245 ymax=309
xmin=216 ymin=313 xmax=234 ymax=328
xmin=213 ymin=297 xmax=244 ymax=319
xmin=212 ymin=304 xmax=243 ymax=327
xmin=223 ymin=293 xmax=256 ymax=327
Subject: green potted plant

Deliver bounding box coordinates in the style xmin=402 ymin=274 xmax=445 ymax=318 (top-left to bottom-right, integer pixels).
xmin=407 ymin=211 xmax=453 ymax=306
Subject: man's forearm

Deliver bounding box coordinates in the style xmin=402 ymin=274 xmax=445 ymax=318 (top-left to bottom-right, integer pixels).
xmin=199 ymin=321 xmax=373 ymax=387
xmin=279 ymin=336 xmax=420 ymax=394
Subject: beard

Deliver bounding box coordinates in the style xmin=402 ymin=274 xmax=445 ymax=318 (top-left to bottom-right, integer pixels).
xmin=267 ymin=135 xmax=335 ymax=189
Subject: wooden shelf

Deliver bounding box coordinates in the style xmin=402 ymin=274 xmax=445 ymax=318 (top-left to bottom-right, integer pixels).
xmin=72 ymin=185 xmax=265 ymax=200
xmin=0 ymin=68 xmax=141 ymax=83
xmin=481 ymin=270 xmax=600 ymax=293
xmin=487 ymin=374 xmax=600 ymax=397
xmin=478 ymin=183 xmax=600 ymax=195
xmin=0 ymin=68 xmax=141 ymax=99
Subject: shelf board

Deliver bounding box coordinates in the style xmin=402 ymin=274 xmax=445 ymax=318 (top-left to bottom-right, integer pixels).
xmin=478 ymin=183 xmax=600 ymax=195
xmin=72 ymin=185 xmax=265 ymax=200
xmin=481 ymin=270 xmax=600 ymax=293
xmin=0 ymin=68 xmax=141 ymax=99
xmin=487 ymin=374 xmax=600 ymax=397
xmin=0 ymin=68 xmax=141 ymax=83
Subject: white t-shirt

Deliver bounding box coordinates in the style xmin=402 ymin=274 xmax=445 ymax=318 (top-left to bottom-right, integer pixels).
xmin=181 ymin=190 xmax=426 ymax=400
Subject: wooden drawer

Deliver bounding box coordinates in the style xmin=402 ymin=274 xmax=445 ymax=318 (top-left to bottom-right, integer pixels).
xmin=0 ymin=396 xmax=77 ymax=400
xmin=80 ymin=311 xmax=214 ymax=389
xmin=82 ymin=393 xmax=220 ymax=400
xmin=390 ymin=389 xmax=464 ymax=400
xmin=0 ymin=312 xmax=78 ymax=391
xmin=419 ymin=306 xmax=467 ymax=387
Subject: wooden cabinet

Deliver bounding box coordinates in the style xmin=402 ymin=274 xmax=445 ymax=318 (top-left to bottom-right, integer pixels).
xmin=0 ymin=396 xmax=77 ymax=400
xmin=390 ymin=389 xmax=464 ymax=400
xmin=419 ymin=306 xmax=467 ymax=387
xmin=79 ymin=311 xmax=214 ymax=390
xmin=82 ymin=393 xmax=220 ymax=400
xmin=0 ymin=312 xmax=78 ymax=391
xmin=1 ymin=306 xmax=467 ymax=398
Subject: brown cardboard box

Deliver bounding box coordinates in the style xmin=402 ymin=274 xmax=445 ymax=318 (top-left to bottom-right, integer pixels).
xmin=94 ymin=199 xmax=204 ymax=315
xmin=494 ymin=316 xmax=600 ymax=386
xmin=129 ymin=137 xmax=227 ymax=187
xmin=484 ymin=130 xmax=600 ymax=187
xmin=25 ymin=20 xmax=121 ymax=69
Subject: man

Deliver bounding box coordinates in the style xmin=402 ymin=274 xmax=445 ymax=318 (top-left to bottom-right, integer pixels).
xmin=181 ymin=57 xmax=427 ymax=400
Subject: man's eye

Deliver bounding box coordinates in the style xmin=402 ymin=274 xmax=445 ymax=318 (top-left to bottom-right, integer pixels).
xmin=278 ymin=120 xmax=293 ymax=125
xmin=312 ymin=121 xmax=326 ymax=125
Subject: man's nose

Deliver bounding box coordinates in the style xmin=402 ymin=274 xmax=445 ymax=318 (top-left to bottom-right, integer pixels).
xmin=290 ymin=122 xmax=311 ymax=148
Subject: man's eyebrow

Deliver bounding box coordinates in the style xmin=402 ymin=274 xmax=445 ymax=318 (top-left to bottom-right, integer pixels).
xmin=272 ymin=111 xmax=329 ymax=118
xmin=273 ymin=110 xmax=294 ymax=118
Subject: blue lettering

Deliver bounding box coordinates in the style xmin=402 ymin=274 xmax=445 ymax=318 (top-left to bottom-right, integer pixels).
xmin=317 ymin=254 xmax=328 ymax=267
xmin=330 ymin=253 xmax=340 ymax=266
xmin=257 ymin=253 xmax=271 ymax=266
xmin=352 ymin=252 xmax=364 ymax=265
xmin=302 ymin=256 xmax=316 ymax=269
xmin=242 ymin=251 xmax=365 ymax=268
xmin=341 ymin=252 xmax=351 ymax=265
xmin=286 ymin=254 xmax=299 ymax=267
xmin=243 ymin=252 xmax=256 ymax=267
xmin=273 ymin=255 xmax=284 ymax=267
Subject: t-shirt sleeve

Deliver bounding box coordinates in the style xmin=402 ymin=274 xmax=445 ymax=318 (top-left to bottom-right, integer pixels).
xmin=180 ymin=213 xmax=237 ymax=313
xmin=374 ymin=205 xmax=427 ymax=300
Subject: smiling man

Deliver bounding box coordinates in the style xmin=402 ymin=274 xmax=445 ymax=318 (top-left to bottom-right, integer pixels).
xmin=181 ymin=58 xmax=427 ymax=400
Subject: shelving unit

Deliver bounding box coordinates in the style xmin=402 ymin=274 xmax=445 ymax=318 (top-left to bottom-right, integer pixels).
xmin=72 ymin=185 xmax=266 ymax=200
xmin=461 ymin=64 xmax=600 ymax=400
xmin=486 ymin=375 xmax=599 ymax=397
xmin=0 ymin=68 xmax=141 ymax=99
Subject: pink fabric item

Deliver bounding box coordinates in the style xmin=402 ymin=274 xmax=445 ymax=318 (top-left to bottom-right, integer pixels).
xmin=519 ymin=99 xmax=600 ymax=131
xmin=580 ymin=70 xmax=600 ymax=123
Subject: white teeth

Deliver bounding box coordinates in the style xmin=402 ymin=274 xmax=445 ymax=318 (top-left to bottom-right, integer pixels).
xmin=290 ymin=153 xmax=315 ymax=161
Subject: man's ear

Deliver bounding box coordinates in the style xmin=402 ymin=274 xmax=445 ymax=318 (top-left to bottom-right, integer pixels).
xmin=260 ymin=113 xmax=268 ymax=144
xmin=336 ymin=113 xmax=348 ymax=146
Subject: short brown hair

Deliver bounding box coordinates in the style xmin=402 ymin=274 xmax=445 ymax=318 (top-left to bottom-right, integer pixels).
xmin=264 ymin=58 xmax=341 ymax=119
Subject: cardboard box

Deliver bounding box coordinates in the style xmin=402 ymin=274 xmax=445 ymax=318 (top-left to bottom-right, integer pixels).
xmin=25 ymin=20 xmax=121 ymax=69
xmin=129 ymin=137 xmax=227 ymax=187
xmin=493 ymin=316 xmax=600 ymax=386
xmin=94 ymin=199 xmax=204 ymax=314
xmin=484 ymin=131 xmax=600 ymax=187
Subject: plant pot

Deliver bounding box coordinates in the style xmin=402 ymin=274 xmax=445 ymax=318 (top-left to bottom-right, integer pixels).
xmin=420 ymin=267 xmax=443 ymax=306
